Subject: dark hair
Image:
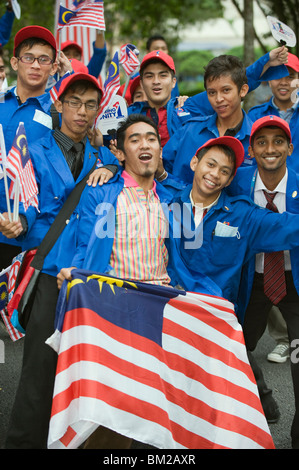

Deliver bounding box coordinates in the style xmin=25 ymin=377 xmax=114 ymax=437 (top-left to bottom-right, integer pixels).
xmin=146 ymin=34 xmax=167 ymax=51
xmin=116 ymin=114 xmax=161 ymax=152
xmin=14 ymin=38 xmax=56 ymax=61
xmin=204 ymin=55 xmax=248 ymax=92
xmin=60 ymin=79 xmax=102 ymax=104
xmin=196 ymin=144 xmax=236 ymax=176
xmin=251 ymin=125 xmax=291 ymax=146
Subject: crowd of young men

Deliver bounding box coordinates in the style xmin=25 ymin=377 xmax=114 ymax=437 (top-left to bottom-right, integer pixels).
xmin=0 ymin=14 xmax=299 ymax=450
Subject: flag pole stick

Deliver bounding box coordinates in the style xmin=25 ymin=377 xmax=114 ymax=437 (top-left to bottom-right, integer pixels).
xmin=57 ymin=30 xmax=62 ymax=81
xmin=0 ymin=124 xmax=12 ymax=222
xmin=0 ymin=213 xmax=5 ymax=221
xmin=13 ymin=178 xmax=19 ymax=222
xmin=122 ymin=71 xmax=132 ymax=98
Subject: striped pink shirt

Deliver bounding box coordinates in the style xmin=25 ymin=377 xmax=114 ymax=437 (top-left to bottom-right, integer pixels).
xmin=109 ymin=171 xmax=170 ymax=285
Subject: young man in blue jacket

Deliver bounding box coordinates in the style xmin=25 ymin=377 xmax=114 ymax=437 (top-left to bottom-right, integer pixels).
xmin=227 ymin=115 xmax=299 ymax=449
xmin=3 ymin=72 xmax=119 ymax=449
xmin=248 ymin=53 xmax=299 ymax=173
xmin=160 ymin=47 xmax=289 ymax=185
xmin=0 ymin=25 xmax=72 ymax=269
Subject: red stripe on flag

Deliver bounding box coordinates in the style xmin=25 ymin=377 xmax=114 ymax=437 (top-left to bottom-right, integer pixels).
xmin=56 ymin=308 xmax=260 ymax=410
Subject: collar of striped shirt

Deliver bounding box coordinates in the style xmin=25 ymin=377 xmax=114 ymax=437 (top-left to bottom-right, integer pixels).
xmin=122 ymin=170 xmax=158 ymax=197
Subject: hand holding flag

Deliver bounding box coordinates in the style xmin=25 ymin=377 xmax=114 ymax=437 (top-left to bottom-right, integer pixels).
xmin=57 ymin=0 xmax=105 ymax=31
xmin=119 ymin=44 xmax=140 ymax=76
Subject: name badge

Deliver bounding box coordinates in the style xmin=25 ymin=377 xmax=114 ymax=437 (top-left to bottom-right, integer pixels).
xmin=33 ymin=109 xmax=52 ymax=129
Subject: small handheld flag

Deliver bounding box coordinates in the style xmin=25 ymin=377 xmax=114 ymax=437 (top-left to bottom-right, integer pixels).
xmin=6 ymin=123 xmax=39 ymax=213
xmin=96 ymin=51 xmax=120 ymax=118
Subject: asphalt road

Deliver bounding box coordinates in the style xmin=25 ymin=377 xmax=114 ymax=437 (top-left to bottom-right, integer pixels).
xmin=0 ymin=320 xmax=295 ymax=450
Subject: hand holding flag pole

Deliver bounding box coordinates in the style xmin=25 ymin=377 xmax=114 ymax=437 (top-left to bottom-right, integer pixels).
xmin=119 ymin=44 xmax=140 ymax=98
xmin=0 ymin=124 xmax=12 ymax=222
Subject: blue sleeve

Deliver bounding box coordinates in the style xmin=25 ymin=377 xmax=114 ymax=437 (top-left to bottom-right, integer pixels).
xmin=97 ymin=145 xmax=120 ymax=171
xmin=87 ymin=41 xmax=107 ymax=78
xmin=183 ymin=92 xmax=213 ymax=117
xmin=0 ymin=10 xmax=14 ymax=47
xmin=246 ymin=52 xmax=289 ymax=92
xmin=71 ymin=185 xmax=105 ymax=269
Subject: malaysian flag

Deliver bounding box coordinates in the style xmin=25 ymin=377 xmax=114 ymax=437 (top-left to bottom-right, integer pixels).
xmin=6 ymin=123 xmax=38 ymax=211
xmin=46 ymin=269 xmax=274 ymax=449
xmin=55 ymin=0 xmax=97 ymax=66
xmin=96 ymin=51 xmax=120 ymax=118
xmin=119 ymin=43 xmax=140 ymax=76
xmin=57 ymin=0 xmax=105 ymax=31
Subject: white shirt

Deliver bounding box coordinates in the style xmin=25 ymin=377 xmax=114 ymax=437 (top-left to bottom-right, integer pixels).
xmin=254 ymin=170 xmax=291 ymax=272
xmin=190 ymin=191 xmax=220 ymax=228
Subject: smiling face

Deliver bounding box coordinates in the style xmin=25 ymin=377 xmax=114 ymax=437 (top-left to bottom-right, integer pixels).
xmin=117 ymin=121 xmax=162 ymax=190
xmin=206 ymin=74 xmax=248 ymax=122
xmin=269 ymin=66 xmax=299 ymax=110
xmin=140 ymin=61 xmax=176 ymax=109
xmin=249 ymin=126 xmax=293 ymax=175
xmin=190 ymin=146 xmax=235 ymax=205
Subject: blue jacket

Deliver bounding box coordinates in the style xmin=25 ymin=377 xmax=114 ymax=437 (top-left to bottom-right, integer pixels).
xmin=226 ymin=165 xmax=299 ymax=319
xmin=162 ymin=109 xmax=255 ymax=185
xmin=71 ymin=173 xmax=223 ymax=297
xmin=0 ymin=86 xmax=54 ymax=152
xmin=248 ymin=98 xmax=299 ymax=174
xmin=10 ymin=133 xmax=118 ymax=277
xmin=183 ymin=53 xmax=289 ymax=118
xmin=127 ymin=97 xmax=192 ymax=138
xmin=167 ymin=185 xmax=299 ymax=322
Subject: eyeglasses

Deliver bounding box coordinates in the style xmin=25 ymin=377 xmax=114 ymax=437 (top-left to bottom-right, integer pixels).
xmin=17 ymin=55 xmax=54 ymax=66
xmin=63 ymin=99 xmax=99 ymax=111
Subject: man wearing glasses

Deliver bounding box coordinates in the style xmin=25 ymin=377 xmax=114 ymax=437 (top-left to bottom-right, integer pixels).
xmin=4 ymin=72 xmax=119 ymax=449
xmin=0 ymin=25 xmax=71 ymax=269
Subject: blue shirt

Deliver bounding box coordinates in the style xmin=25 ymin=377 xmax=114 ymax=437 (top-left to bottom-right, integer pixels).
xmin=162 ymin=110 xmax=255 ymax=185
xmin=167 ymin=185 xmax=299 ymax=321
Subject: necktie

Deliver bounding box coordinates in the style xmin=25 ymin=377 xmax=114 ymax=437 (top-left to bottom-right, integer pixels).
xmin=263 ymin=190 xmax=286 ymax=304
xmin=71 ymin=142 xmax=84 ymax=180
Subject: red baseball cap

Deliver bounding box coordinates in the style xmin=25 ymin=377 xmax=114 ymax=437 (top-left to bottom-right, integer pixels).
xmin=14 ymin=25 xmax=57 ymax=57
xmin=57 ymin=72 xmax=103 ymax=101
xmin=196 ymin=136 xmax=245 ymax=175
xmin=286 ymin=53 xmax=299 ymax=72
xmin=61 ymin=40 xmax=83 ymax=56
xmin=250 ymin=115 xmax=292 ymax=145
xmin=140 ymin=50 xmax=175 ymax=74
xmin=69 ymin=59 xmax=88 ymax=74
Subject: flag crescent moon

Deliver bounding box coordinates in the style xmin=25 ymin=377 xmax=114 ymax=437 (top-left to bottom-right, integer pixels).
xmin=62 ymin=11 xmax=71 ymax=24
xmin=110 ymin=61 xmax=117 ymax=78
xmin=16 ymin=134 xmax=26 ymax=148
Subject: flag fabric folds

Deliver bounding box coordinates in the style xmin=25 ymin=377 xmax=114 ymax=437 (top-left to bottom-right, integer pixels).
xmin=119 ymin=43 xmax=140 ymax=76
xmin=55 ymin=0 xmax=97 ymax=67
xmin=96 ymin=51 xmax=120 ymax=117
xmin=46 ymin=269 xmax=274 ymax=450
xmin=57 ymin=0 xmax=105 ymax=31
xmin=6 ymin=123 xmax=38 ymax=211
xmin=0 ymin=256 xmax=25 ymax=341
